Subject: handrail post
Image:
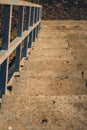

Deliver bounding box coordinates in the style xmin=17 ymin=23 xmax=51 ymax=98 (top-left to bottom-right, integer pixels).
xmin=2 ymin=5 xmax=12 ymax=50
xmin=35 ymin=7 xmax=38 ymax=38
xmin=33 ymin=7 xmax=36 ymax=42
xmin=35 ymin=7 xmax=39 ymax=37
xmin=30 ymin=7 xmax=34 ymax=26
xmin=28 ymin=31 xmax=33 ymax=48
xmin=35 ymin=8 xmax=38 ymax=38
xmin=39 ymin=8 xmax=42 ymax=29
xmin=33 ymin=28 xmax=35 ymax=42
xmin=34 ymin=7 xmax=37 ymax=24
xmin=23 ymin=7 xmax=31 ymax=58
xmin=15 ymin=6 xmax=24 ymax=72
xmin=23 ymin=36 xmax=28 ymax=58
xmin=17 ymin=6 xmax=24 ymax=37
xmin=37 ymin=8 xmax=39 ymax=22
xmin=24 ymin=7 xmax=31 ymax=30
xmin=0 ymin=59 xmax=8 ymax=97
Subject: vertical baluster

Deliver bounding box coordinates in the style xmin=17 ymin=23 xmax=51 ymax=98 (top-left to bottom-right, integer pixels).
xmin=41 ymin=7 xmax=42 ymax=19
xmin=39 ymin=7 xmax=42 ymax=29
xmin=23 ymin=7 xmax=30 ymax=58
xmin=0 ymin=59 xmax=8 ymax=97
xmin=37 ymin=8 xmax=40 ymax=36
xmin=33 ymin=7 xmax=36 ymax=42
xmin=15 ymin=6 xmax=24 ymax=72
xmin=38 ymin=8 xmax=40 ymax=20
xmin=36 ymin=7 xmax=38 ymax=37
xmin=33 ymin=28 xmax=35 ymax=42
xmin=28 ymin=31 xmax=33 ymax=48
xmin=30 ymin=7 xmax=34 ymax=26
xmin=30 ymin=7 xmax=34 ymax=43
xmin=24 ymin=7 xmax=31 ymax=30
xmin=2 ymin=5 xmax=12 ymax=50
xmin=36 ymin=25 xmax=38 ymax=38
xmin=33 ymin=7 xmax=35 ymax=24
xmin=37 ymin=7 xmax=38 ymax=22
xmin=17 ymin=6 xmax=24 ymax=37
xmin=34 ymin=8 xmax=37 ymax=38
xmin=38 ymin=8 xmax=40 ymax=21
xmin=15 ymin=44 xmax=21 ymax=72
xmin=38 ymin=8 xmax=41 ymax=30
xmin=23 ymin=36 xmax=28 ymax=58
xmin=38 ymin=8 xmax=41 ymax=31
xmin=34 ymin=7 xmax=37 ymax=24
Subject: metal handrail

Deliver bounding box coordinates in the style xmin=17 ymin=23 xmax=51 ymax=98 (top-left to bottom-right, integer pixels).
xmin=0 ymin=0 xmax=42 ymax=98
xmin=0 ymin=0 xmax=42 ymax=7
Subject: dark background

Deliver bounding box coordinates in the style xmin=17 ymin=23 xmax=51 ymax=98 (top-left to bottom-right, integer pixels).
xmin=24 ymin=0 xmax=87 ymax=20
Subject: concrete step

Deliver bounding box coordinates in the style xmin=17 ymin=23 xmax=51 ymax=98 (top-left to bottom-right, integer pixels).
xmin=28 ymin=49 xmax=71 ymax=56
xmin=26 ymin=53 xmax=74 ymax=62
xmin=12 ymin=70 xmax=87 ymax=96
xmin=24 ymin=59 xmax=76 ymax=72
xmin=13 ymin=69 xmax=87 ymax=96
xmin=0 ymin=123 xmax=87 ymax=130
xmin=0 ymin=20 xmax=87 ymax=130
xmin=0 ymin=122 xmax=25 ymax=130
xmin=1 ymin=95 xmax=87 ymax=130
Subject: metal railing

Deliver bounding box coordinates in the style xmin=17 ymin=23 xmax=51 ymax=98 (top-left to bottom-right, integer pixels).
xmin=0 ymin=0 xmax=42 ymax=98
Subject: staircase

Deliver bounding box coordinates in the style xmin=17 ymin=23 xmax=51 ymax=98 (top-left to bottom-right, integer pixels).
xmin=0 ymin=21 xmax=87 ymax=130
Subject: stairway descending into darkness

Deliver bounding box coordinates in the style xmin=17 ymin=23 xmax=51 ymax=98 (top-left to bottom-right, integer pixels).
xmin=0 ymin=21 xmax=87 ymax=130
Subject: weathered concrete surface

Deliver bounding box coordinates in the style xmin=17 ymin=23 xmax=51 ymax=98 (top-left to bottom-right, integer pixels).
xmin=0 ymin=21 xmax=87 ymax=130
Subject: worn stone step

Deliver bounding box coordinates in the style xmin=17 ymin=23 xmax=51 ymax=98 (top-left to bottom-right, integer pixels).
xmin=19 ymin=70 xmax=82 ymax=79
xmin=24 ymin=59 xmax=76 ymax=72
xmin=13 ymin=79 xmax=86 ymax=96
xmin=1 ymin=95 xmax=87 ymax=130
xmin=29 ymin=48 xmax=71 ymax=55
xmin=26 ymin=55 xmax=74 ymax=63
xmin=12 ymin=69 xmax=87 ymax=96
xmin=0 ymin=122 xmax=25 ymax=130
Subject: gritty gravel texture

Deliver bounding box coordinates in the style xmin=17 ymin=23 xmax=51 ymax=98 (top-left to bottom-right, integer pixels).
xmin=0 ymin=21 xmax=87 ymax=130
